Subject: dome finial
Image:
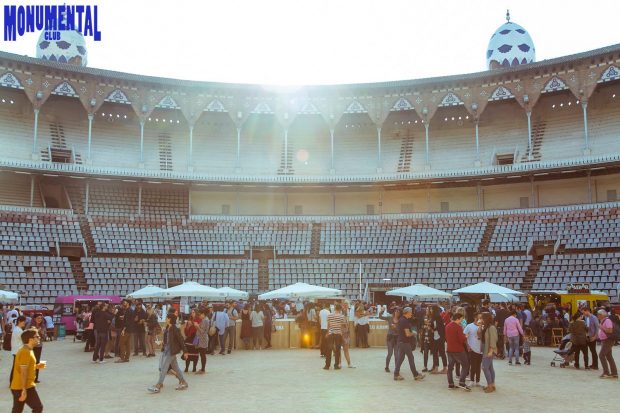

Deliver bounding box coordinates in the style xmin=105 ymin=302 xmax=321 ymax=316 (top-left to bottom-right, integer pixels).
xmin=506 ymin=9 xmax=511 ymax=22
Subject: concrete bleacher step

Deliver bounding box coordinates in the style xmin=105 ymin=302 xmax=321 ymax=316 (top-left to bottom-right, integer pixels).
xmin=478 ymin=217 xmax=498 ymax=254
xmin=70 ymin=257 xmax=88 ymax=292
xmin=521 ymin=121 xmax=545 ymax=162
xmin=397 ymin=133 xmax=414 ymax=173
xmin=310 ymin=222 xmax=322 ymax=257
xmin=521 ymin=257 xmax=542 ymax=291
xmin=277 ymin=142 xmax=294 ymax=175
xmin=158 ymin=133 xmax=173 ymax=171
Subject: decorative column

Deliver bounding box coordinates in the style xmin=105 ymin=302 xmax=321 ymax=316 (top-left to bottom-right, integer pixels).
xmin=472 ymin=103 xmax=480 ymax=167
xmin=284 ymin=129 xmax=289 ymax=173
xmin=474 ymin=119 xmax=480 ymax=166
xmin=376 ymin=127 xmax=382 ymax=173
xmin=526 ymin=111 xmax=532 ymax=160
xmin=85 ymin=182 xmax=90 ymax=214
xmin=424 ymin=123 xmax=430 ymax=167
xmin=582 ymin=102 xmax=590 ymax=155
xmin=329 ymin=128 xmax=335 ymax=174
xmin=137 ymin=185 xmax=142 ymax=216
xmin=30 ymin=175 xmax=34 ymax=207
xmin=87 ymin=113 xmax=93 ymax=162
xmin=587 ymin=171 xmax=592 ymax=203
xmin=139 ymin=120 xmax=145 ymax=166
xmin=236 ymin=127 xmax=242 ymax=171
xmin=32 ymin=108 xmax=40 ymax=159
xmin=188 ymin=125 xmax=194 ymax=171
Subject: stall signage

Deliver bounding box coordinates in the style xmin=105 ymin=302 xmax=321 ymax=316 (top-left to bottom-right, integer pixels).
xmin=567 ymin=282 xmax=590 ymax=294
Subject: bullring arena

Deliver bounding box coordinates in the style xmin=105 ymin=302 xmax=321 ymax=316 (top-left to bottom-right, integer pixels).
xmin=0 ymin=5 xmax=619 ymax=413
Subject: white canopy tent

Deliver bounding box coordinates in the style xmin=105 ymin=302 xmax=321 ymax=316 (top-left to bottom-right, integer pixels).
xmin=163 ymin=281 xmax=227 ymax=299
xmin=0 ymin=289 xmax=19 ymax=302
xmin=386 ymin=284 xmax=451 ymax=299
xmin=453 ymin=281 xmax=524 ymax=296
xmin=126 ymin=285 xmax=166 ymax=299
xmin=488 ymin=293 xmax=520 ymax=303
xmin=217 ymin=287 xmax=249 ymax=300
xmin=258 ymin=282 xmax=342 ymax=300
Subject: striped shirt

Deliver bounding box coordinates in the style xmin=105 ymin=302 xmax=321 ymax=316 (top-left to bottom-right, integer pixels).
xmin=327 ymin=313 xmax=346 ymax=335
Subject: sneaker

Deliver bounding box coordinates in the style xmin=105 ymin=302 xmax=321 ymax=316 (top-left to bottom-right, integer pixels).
xmin=394 ymin=375 xmax=404 ymax=381
xmin=385 ymin=367 xmax=390 ymax=373
xmin=508 ymin=361 xmax=513 ymax=365
xmin=611 ymin=375 xmax=619 ymax=379
xmin=600 ymin=374 xmax=612 ymax=379
xmin=98 ymin=360 xmax=106 ymax=364
xmin=484 ymin=385 xmax=496 ymax=393
xmin=104 ymin=355 xmax=113 ymax=359
xmin=147 ymin=386 xmax=161 ymax=394
xmin=457 ymin=383 xmax=472 ymax=391
xmin=448 ymin=384 xmax=456 ymax=390
xmin=422 ymin=368 xmax=429 ymax=372
xmin=91 ymin=360 xmax=98 ymax=364
xmin=227 ymin=350 xmax=231 ymax=354
xmin=195 ymin=370 xmax=206 ymax=375
xmin=347 ymin=365 xmax=356 ymax=368
xmin=175 ymin=382 xmax=189 ymax=391
xmin=515 ymin=361 xmax=521 ymax=365
xmin=334 ymin=366 xmax=341 ymax=370
xmin=439 ymin=368 xmax=448 ymax=374
xmin=414 ymin=374 xmax=425 ymax=381
xmin=323 ymin=366 xmax=329 ymax=370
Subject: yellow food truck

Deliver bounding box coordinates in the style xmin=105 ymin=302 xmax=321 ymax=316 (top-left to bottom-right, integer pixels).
xmin=528 ymin=283 xmax=609 ymax=316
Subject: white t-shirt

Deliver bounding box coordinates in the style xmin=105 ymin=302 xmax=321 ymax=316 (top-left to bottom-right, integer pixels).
xmin=11 ymin=325 xmax=23 ymax=356
xmin=463 ymin=323 xmax=481 ymax=354
xmin=250 ymin=311 xmax=264 ymax=327
xmin=319 ymin=309 xmax=330 ymax=330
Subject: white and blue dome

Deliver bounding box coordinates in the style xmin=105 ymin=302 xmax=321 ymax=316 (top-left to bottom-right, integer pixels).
xmin=36 ymin=30 xmax=87 ymax=67
xmin=486 ymin=12 xmax=535 ymax=69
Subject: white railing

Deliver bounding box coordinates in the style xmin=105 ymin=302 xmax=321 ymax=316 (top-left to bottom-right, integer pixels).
xmin=0 ymin=204 xmax=73 ymax=215
xmin=82 ymin=240 xmax=88 ymax=258
xmin=191 ymin=201 xmax=620 ymax=222
xmin=526 ymin=238 xmax=535 ymax=256
xmin=0 ymin=152 xmax=619 ymax=184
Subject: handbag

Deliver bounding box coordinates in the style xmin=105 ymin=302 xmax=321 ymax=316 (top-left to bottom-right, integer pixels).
xmin=208 ymin=313 xmax=217 ymax=336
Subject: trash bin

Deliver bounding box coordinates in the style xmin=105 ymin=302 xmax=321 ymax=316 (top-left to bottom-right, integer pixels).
xmin=57 ymin=323 xmax=66 ymax=340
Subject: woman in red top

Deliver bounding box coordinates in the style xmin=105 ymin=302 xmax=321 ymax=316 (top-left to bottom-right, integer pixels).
xmin=182 ymin=309 xmax=199 ymax=373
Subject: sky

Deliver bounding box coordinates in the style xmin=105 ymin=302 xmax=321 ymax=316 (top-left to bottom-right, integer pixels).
xmin=0 ymin=0 xmax=618 ymax=85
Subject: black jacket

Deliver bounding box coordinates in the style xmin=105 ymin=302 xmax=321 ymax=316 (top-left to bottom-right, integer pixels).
xmin=163 ymin=324 xmax=186 ymax=356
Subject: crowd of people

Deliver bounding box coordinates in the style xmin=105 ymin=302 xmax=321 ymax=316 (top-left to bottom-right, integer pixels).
xmin=372 ymin=299 xmax=619 ymax=393
xmin=1 ymin=297 xmax=618 ymax=410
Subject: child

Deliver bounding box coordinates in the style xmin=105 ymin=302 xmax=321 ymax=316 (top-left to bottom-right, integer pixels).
xmin=522 ymin=338 xmax=531 ymax=365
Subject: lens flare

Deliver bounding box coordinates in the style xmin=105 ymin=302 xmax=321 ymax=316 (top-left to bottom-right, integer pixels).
xmin=296 ymin=149 xmax=309 ymax=163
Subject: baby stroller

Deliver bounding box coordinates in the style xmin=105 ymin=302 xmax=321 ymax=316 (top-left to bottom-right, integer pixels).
xmin=550 ymin=333 xmax=573 ymax=367
xmin=74 ymin=318 xmax=85 ymax=342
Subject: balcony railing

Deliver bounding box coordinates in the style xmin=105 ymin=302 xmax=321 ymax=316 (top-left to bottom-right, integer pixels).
xmin=0 ymin=152 xmax=619 ymax=184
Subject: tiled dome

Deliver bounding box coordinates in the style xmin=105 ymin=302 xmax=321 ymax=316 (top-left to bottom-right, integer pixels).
xmin=486 ymin=11 xmax=535 ymax=69
xmin=36 ymin=30 xmax=88 ymax=67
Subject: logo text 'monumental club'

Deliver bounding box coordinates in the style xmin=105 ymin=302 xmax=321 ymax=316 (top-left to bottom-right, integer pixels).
xmin=3 ymin=4 xmax=102 ymax=41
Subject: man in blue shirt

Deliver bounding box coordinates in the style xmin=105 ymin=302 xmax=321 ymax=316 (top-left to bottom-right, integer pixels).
xmin=393 ymin=307 xmax=425 ymax=382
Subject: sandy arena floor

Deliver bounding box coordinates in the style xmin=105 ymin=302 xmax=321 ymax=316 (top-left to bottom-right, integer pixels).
xmin=0 ymin=341 xmax=617 ymax=412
